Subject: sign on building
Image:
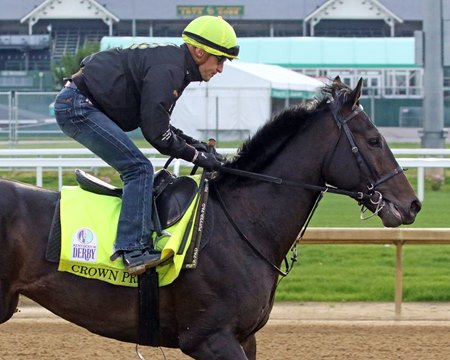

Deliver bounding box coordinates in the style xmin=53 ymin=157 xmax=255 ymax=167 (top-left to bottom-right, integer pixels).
xmin=177 ymin=6 xmax=244 ymax=17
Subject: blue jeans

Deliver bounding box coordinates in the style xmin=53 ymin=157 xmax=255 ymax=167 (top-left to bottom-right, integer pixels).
xmin=54 ymin=86 xmax=154 ymax=252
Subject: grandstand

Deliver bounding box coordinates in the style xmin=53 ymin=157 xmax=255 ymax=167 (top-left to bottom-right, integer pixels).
xmin=0 ymin=0 xmax=426 ymax=91
xmin=51 ymin=27 xmax=107 ymax=60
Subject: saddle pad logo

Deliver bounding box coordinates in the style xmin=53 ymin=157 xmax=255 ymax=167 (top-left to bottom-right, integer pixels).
xmin=71 ymin=228 xmax=97 ymax=263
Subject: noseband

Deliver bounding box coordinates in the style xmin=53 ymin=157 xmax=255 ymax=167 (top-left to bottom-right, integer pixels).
xmin=329 ymin=102 xmax=403 ymax=218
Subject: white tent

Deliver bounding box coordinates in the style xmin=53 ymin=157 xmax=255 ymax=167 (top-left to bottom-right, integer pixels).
xmin=171 ymin=61 xmax=324 ymax=141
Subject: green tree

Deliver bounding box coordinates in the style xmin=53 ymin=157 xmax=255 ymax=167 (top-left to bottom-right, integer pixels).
xmin=52 ymin=42 xmax=100 ymax=89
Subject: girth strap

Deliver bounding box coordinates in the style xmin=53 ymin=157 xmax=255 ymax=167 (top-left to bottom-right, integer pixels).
xmin=138 ymin=269 xmax=160 ymax=346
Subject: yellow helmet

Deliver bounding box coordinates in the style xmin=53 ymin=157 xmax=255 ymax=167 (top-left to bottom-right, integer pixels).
xmin=182 ymin=16 xmax=239 ymax=59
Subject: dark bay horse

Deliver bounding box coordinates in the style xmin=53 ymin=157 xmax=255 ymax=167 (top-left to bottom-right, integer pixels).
xmin=0 ymin=77 xmax=420 ymax=359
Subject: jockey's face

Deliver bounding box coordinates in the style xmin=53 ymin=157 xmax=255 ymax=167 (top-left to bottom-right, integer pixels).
xmin=198 ymin=52 xmax=225 ymax=82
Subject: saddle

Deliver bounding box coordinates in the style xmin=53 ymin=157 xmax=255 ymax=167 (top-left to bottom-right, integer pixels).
xmin=74 ymin=168 xmax=199 ymax=231
xmin=46 ymin=168 xmax=208 ymax=273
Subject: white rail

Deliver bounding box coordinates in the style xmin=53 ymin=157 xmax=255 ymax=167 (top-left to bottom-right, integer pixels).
xmin=0 ymin=154 xmax=182 ymax=189
xmin=392 ymin=149 xmax=450 ymax=155
xmin=301 ymin=227 xmax=450 ymax=317
xmin=0 ymin=148 xmax=448 ymax=200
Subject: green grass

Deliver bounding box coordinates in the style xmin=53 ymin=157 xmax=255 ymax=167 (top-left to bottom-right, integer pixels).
xmin=275 ymin=173 xmax=450 ymax=302
xmin=276 ymin=245 xmax=397 ymax=301
xmin=275 ymin=244 xmax=450 ymax=302
xmin=308 ymin=169 xmax=450 ymax=228
xmin=308 ymin=186 xmax=450 ymax=228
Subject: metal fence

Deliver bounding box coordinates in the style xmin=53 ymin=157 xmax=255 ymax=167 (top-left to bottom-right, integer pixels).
xmin=0 ymin=92 xmax=448 ymax=144
xmin=0 ymin=91 xmax=60 ymax=144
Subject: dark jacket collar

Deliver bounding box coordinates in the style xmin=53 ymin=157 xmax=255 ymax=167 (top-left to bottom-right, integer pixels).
xmin=181 ymin=43 xmax=202 ymax=83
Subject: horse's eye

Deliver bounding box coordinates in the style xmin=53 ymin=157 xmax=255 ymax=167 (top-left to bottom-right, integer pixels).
xmin=368 ymin=137 xmax=381 ymax=147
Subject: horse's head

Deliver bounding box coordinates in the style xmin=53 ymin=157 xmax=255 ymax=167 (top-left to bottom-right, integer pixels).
xmin=322 ymin=77 xmax=421 ymax=227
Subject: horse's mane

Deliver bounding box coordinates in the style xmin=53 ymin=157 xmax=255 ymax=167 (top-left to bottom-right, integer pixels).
xmin=222 ymin=80 xmax=351 ymax=174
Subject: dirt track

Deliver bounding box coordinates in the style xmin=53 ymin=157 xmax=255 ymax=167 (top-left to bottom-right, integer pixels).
xmin=1 ymin=301 xmax=450 ymax=359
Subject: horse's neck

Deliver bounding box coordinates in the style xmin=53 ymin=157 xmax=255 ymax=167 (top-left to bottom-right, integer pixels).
xmin=225 ymin=180 xmax=319 ymax=256
xmin=218 ymin=130 xmax=330 ymax=265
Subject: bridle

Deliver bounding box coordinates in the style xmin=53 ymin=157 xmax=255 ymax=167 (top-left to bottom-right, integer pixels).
xmin=211 ymin=100 xmax=404 ymax=276
xmin=329 ymin=101 xmax=403 ymax=218
xmin=216 ymin=102 xmax=403 ymax=205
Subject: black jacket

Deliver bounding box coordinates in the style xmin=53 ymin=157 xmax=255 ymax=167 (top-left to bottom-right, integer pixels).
xmin=72 ymin=43 xmax=202 ymax=161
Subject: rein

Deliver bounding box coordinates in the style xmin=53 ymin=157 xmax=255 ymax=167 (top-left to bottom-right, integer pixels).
xmin=218 ymin=166 xmax=370 ymax=200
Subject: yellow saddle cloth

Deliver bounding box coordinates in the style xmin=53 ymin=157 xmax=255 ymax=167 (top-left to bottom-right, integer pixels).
xmin=58 ymin=175 xmax=201 ymax=287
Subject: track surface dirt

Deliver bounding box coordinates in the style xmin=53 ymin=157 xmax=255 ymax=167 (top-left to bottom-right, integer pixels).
xmin=1 ymin=301 xmax=450 ymax=359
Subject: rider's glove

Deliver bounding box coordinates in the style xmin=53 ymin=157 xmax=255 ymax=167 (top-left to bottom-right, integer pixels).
xmin=192 ymin=142 xmax=210 ymax=153
xmin=193 ymin=151 xmax=222 ymax=171
xmin=191 ymin=138 xmax=225 ymax=162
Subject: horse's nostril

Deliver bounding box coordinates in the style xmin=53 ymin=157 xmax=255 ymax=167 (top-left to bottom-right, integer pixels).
xmin=410 ymin=200 xmax=422 ymax=215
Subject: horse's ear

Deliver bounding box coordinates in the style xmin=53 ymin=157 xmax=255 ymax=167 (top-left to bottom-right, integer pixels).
xmin=349 ymin=77 xmax=363 ymax=109
xmin=331 ymin=76 xmax=343 ymax=97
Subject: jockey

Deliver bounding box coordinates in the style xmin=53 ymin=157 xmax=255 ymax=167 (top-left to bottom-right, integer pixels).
xmin=53 ymin=15 xmax=239 ymax=275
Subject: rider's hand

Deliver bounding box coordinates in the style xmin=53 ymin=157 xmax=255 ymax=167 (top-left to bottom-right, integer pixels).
xmin=193 ymin=151 xmax=222 ymax=171
xmin=192 ymin=138 xmax=225 ymax=163
xmin=192 ymin=142 xmax=209 ymax=153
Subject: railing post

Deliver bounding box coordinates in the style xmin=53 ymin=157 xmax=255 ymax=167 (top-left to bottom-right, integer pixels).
xmin=36 ymin=166 xmax=43 ymax=187
xmin=58 ymin=166 xmax=63 ymax=190
xmin=395 ymin=240 xmax=403 ymax=318
xmin=174 ymin=159 xmax=181 ymax=176
xmin=417 ymin=167 xmax=424 ymax=202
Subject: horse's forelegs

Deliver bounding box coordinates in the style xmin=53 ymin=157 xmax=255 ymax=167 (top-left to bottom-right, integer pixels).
xmin=180 ymin=331 xmax=248 ymax=360
xmin=241 ymin=334 xmax=256 ymax=360
xmin=0 ymin=280 xmax=19 ymax=324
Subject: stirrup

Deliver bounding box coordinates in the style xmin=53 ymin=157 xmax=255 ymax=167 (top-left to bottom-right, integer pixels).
xmin=124 ymin=249 xmax=166 ymax=276
xmin=126 ymin=253 xmax=174 ymax=276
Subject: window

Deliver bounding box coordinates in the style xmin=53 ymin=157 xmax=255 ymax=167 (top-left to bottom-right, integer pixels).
xmin=384 ymin=69 xmax=423 ymax=97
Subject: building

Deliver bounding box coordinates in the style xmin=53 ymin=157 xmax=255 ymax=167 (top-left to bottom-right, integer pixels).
xmin=0 ymin=0 xmax=448 ymax=127
xmin=0 ymin=0 xmax=425 ymax=70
